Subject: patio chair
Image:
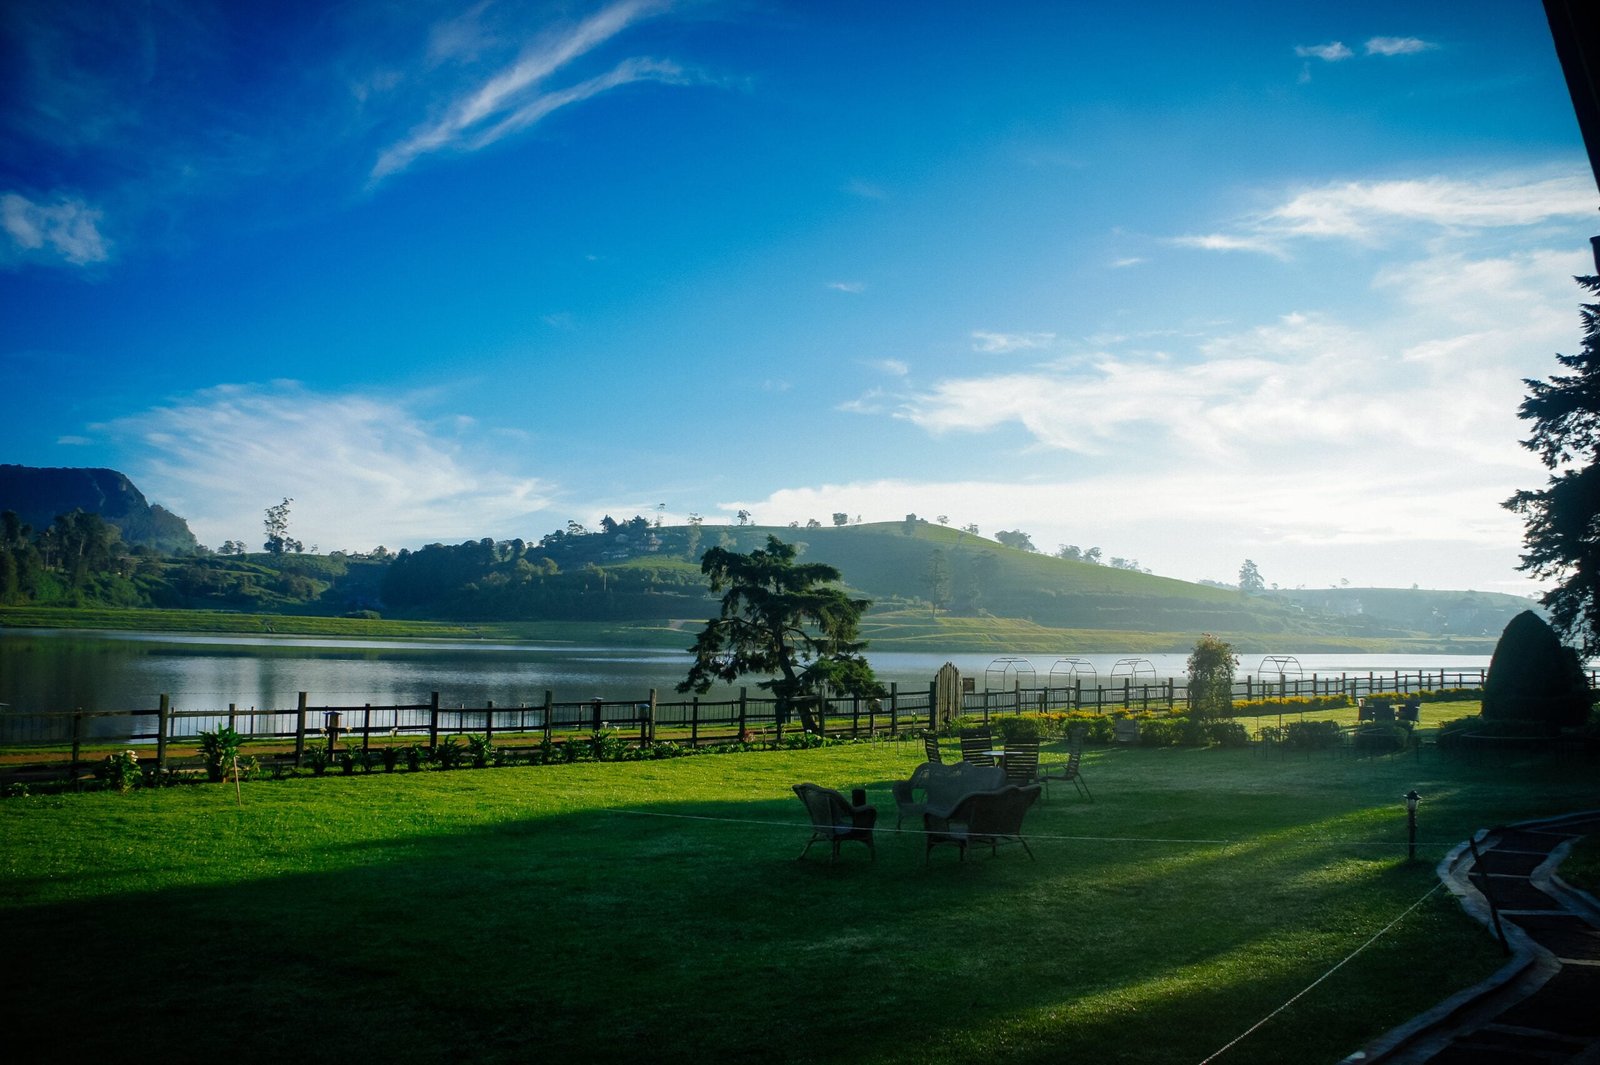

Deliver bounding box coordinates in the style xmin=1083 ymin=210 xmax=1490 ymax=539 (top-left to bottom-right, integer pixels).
xmin=924 ymin=784 xmax=1042 ymax=862
xmin=1038 ymin=737 xmax=1091 ymax=802
xmin=959 ymin=728 xmax=995 ymax=766
xmin=792 ymin=783 xmax=877 ymax=862
xmin=1002 ymin=740 xmax=1039 ymax=786
xmin=923 ymin=732 xmax=943 ymax=763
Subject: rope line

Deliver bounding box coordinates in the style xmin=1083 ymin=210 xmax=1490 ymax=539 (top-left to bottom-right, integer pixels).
xmin=607 ymin=808 xmax=1445 ymax=849
xmin=1196 ymin=880 xmax=1446 ymax=1064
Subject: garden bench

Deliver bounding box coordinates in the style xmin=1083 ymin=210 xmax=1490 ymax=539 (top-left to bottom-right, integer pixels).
xmin=1113 ymin=719 xmax=1140 ymax=744
xmin=891 ymin=760 xmax=1005 ymax=828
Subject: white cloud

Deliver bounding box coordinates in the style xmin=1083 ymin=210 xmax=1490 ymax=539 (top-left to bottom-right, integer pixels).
xmin=1365 ymin=36 xmax=1435 ymax=57
xmin=971 ymin=330 xmax=1057 ymax=354
xmin=101 ymin=382 xmax=554 ymax=550
xmin=875 ymin=359 xmax=910 ymax=377
xmin=1 ymin=192 xmax=109 ymax=266
xmin=827 ymin=280 xmax=867 ymax=293
xmin=835 ymin=187 xmax=1593 ymax=591
xmin=1295 ymin=42 xmax=1353 ymax=62
xmin=1175 ymin=170 xmax=1594 ymax=256
xmin=371 ymin=0 xmax=679 ymax=181
xmin=1111 ymin=256 xmax=1145 ymax=268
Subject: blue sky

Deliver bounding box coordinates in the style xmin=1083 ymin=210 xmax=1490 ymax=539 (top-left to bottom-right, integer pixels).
xmin=2 ymin=0 xmax=1595 ymax=594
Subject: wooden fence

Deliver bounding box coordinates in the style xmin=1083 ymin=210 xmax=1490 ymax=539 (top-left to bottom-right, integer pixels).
xmin=0 ymin=668 xmax=1499 ymax=786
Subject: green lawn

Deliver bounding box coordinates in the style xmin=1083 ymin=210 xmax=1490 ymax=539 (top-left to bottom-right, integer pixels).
xmin=1 ymin=741 xmax=1593 ymax=1064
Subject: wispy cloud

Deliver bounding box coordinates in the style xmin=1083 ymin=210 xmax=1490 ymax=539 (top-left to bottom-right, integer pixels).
xmin=1 ymin=192 xmax=110 ymax=267
xmin=874 ymin=359 xmax=910 ymax=377
xmin=101 ymin=383 xmax=554 ymax=550
xmin=371 ymin=0 xmax=680 ymax=181
xmin=1295 ymin=42 xmax=1353 ymax=62
xmin=1366 ymin=36 xmax=1435 ymax=57
xmin=971 ymin=331 xmax=1056 ymax=354
xmin=827 ymin=280 xmax=867 ymax=293
xmin=1173 ymin=170 xmax=1594 ymax=257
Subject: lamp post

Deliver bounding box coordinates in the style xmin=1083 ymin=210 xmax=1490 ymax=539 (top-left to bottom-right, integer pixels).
xmin=1404 ymin=789 xmax=1422 ymax=861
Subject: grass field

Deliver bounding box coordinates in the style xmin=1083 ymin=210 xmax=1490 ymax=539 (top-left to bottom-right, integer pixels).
xmin=2 ymin=739 xmax=1594 ymax=1064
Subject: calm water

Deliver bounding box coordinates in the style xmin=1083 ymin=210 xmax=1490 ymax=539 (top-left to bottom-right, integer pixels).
xmin=0 ymin=628 xmax=1496 ymax=715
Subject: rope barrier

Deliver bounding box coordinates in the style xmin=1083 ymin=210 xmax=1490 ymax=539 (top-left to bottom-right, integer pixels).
xmin=1195 ymin=880 xmax=1446 ymax=1064
xmin=608 ymin=808 xmax=1450 ymax=849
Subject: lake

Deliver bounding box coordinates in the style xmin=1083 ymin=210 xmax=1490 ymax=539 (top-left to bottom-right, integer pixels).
xmin=0 ymin=627 xmax=1497 ymax=715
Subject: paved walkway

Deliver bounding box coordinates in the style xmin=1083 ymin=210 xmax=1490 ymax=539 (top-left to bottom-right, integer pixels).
xmin=1346 ymin=811 xmax=1600 ymax=1064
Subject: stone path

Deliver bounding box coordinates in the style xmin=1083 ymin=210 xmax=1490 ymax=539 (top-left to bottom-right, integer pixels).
xmin=1346 ymin=811 xmax=1600 ymax=1064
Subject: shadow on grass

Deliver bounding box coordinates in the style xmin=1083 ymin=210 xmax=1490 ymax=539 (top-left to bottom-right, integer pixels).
xmin=1 ymin=746 xmax=1589 ymax=1065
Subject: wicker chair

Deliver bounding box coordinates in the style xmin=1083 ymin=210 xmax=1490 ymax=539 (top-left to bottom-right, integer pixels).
xmin=1001 ymin=740 xmax=1039 ymax=786
xmin=792 ymin=783 xmax=877 ymax=862
xmin=892 ymin=760 xmax=1005 ymax=828
xmin=924 ymin=784 xmax=1042 ymax=862
xmin=1038 ymin=737 xmax=1092 ymax=802
xmin=959 ymin=728 xmax=995 ymax=766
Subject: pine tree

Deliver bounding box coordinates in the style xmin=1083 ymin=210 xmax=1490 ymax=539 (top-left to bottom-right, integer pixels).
xmin=1504 ymin=275 xmax=1600 ymax=655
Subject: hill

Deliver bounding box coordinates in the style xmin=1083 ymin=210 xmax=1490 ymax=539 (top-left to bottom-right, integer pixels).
xmin=0 ymin=464 xmax=199 ymax=553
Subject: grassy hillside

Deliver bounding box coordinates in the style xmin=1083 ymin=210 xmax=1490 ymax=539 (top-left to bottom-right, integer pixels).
xmin=707 ymin=522 xmax=1439 ymax=638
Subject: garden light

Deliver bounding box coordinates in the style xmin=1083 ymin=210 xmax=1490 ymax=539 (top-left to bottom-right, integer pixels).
xmin=1404 ymin=789 xmax=1422 ymax=861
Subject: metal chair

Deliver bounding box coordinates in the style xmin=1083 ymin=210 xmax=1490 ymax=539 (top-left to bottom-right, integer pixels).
xmin=1039 ymin=737 xmax=1092 ymax=802
xmin=792 ymin=783 xmax=877 ymax=862
xmin=923 ymin=732 xmax=943 ymax=763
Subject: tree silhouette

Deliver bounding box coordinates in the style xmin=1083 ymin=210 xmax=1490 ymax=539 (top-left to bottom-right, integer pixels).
xmin=677 ymin=535 xmax=883 ymax=733
xmin=1505 ymin=276 xmax=1600 ymax=654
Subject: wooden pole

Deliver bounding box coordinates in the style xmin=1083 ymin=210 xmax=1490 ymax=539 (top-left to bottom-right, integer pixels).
xmin=70 ymin=710 xmax=84 ymax=790
xmin=293 ymin=692 xmax=308 ymax=766
xmin=429 ymin=691 xmax=441 ymax=750
xmin=157 ymin=694 xmax=171 ymax=773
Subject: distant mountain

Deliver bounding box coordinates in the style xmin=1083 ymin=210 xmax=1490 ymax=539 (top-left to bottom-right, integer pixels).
xmin=0 ymin=464 xmax=201 ymax=554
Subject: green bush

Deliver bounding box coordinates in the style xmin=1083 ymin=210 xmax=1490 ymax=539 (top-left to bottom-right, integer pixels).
xmin=994 ymin=716 xmax=1044 ymax=743
xmin=1353 ymin=723 xmax=1408 ymax=755
xmin=1284 ymin=720 xmax=1343 ymax=750
xmin=433 ymin=737 xmax=464 ymax=770
xmin=197 ymin=726 xmax=243 ymax=783
xmin=1483 ymin=610 xmax=1592 ymax=727
xmin=95 ymin=749 xmax=143 ymax=792
xmin=467 ymin=734 xmax=495 ymax=769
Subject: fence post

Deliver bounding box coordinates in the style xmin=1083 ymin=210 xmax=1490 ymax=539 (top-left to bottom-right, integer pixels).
xmin=691 ymin=696 xmax=700 ymax=747
xmin=485 ymin=700 xmax=494 ymax=743
xmin=644 ymin=689 xmax=657 ymax=745
xmin=228 ymin=702 xmax=237 ymax=733
xmin=854 ymin=693 xmax=862 ymax=737
xmin=363 ymin=704 xmax=373 ymax=752
xmin=429 ymin=691 xmax=441 ymax=750
xmin=543 ymin=691 xmax=554 ymax=745
xmin=1167 ymin=678 xmax=1175 ymax=710
xmin=156 ymin=693 xmax=171 ymax=773
xmin=71 ymin=709 xmax=84 ymax=789
xmin=738 ymin=688 xmax=748 ymax=740
xmin=293 ymin=692 xmax=308 ymax=766
xmin=889 ymin=682 xmax=899 ymax=736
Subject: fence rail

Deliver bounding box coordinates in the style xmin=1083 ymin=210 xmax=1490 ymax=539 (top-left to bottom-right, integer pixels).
xmin=0 ymin=668 xmax=1494 ymax=786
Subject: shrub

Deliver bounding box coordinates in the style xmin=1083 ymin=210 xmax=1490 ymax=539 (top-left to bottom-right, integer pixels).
xmin=304 ymin=745 xmax=330 ymax=776
xmin=1284 ymin=720 xmax=1343 ymax=751
xmin=95 ymin=749 xmax=143 ymax=792
xmin=197 ymin=726 xmax=243 ymax=783
xmin=381 ymin=746 xmax=399 ymax=772
xmin=1483 ymin=610 xmax=1592 ymax=727
xmin=1353 ymin=722 xmax=1408 ymax=755
xmin=1207 ymin=721 xmax=1251 ymax=748
xmin=994 ymin=716 xmax=1043 ymax=743
xmin=467 ymin=734 xmax=494 ymax=769
xmin=404 ymin=743 xmax=429 ymax=772
xmin=434 ymin=737 xmax=464 ymax=770
xmin=587 ymin=729 xmax=624 ymax=762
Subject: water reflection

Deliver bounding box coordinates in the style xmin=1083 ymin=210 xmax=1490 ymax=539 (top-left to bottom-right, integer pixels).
xmin=0 ymin=628 xmax=1496 ymax=718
